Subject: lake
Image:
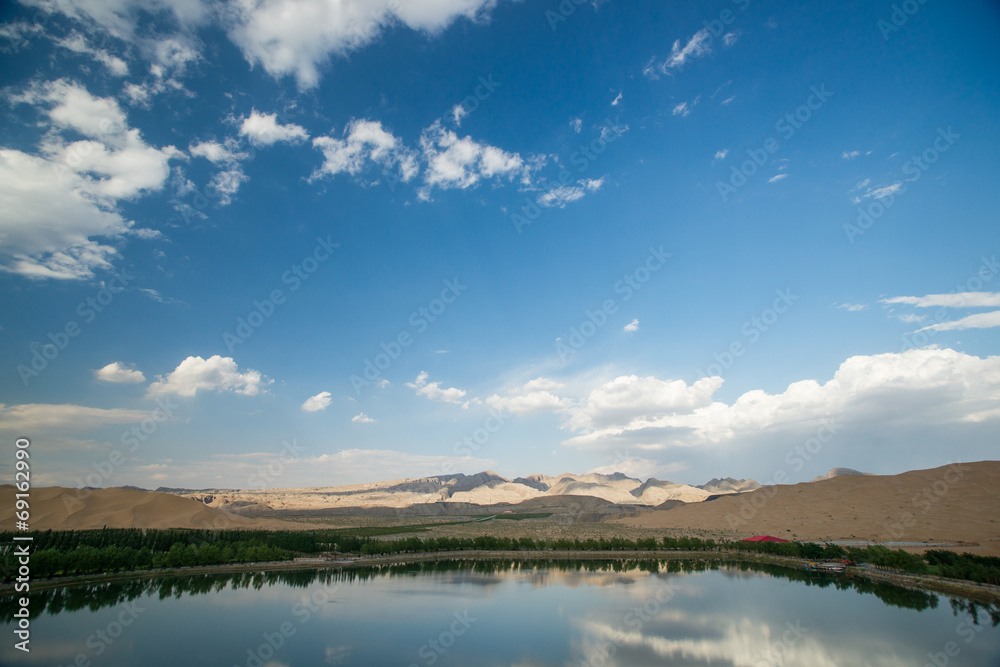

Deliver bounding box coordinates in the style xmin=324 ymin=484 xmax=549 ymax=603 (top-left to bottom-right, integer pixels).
xmin=2 ymin=559 xmax=999 ymax=666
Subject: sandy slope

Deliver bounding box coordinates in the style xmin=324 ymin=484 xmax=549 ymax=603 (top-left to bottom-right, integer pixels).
xmin=0 ymin=485 xmax=299 ymax=531
xmin=615 ymin=461 xmax=1000 ymax=555
xmin=170 ymin=471 xmax=757 ymax=511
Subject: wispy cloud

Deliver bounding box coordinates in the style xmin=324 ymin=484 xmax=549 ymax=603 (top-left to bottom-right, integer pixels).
xmin=916 ymin=311 xmax=1000 ymax=332
xmin=882 ymin=292 xmax=1000 ymax=308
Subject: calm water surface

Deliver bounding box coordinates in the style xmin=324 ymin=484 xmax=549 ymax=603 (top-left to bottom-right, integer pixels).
xmin=2 ymin=560 xmax=999 ymax=666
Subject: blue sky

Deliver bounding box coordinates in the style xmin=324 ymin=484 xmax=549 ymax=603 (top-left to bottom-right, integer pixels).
xmin=1 ymin=0 xmax=998 ymax=490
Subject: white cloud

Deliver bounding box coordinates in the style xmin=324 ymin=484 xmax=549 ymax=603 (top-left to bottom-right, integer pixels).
xmin=538 ymin=178 xmax=603 ymax=208
xmin=486 ymin=377 xmax=571 ymax=416
xmin=351 ymin=412 xmax=376 ymax=423
xmin=570 ymin=117 xmax=583 ymax=133
xmin=407 ymin=371 xmax=467 ymax=404
xmin=312 ymin=119 xmax=418 ymax=182
xmin=560 ymin=349 xmax=1000 ymax=455
xmin=450 ymin=103 xmax=469 ymax=127
xmin=842 ymin=150 xmax=861 ymax=160
xmin=672 ymin=102 xmax=690 ymax=117
xmin=95 ymin=361 xmax=146 ymax=383
xmin=720 ymin=95 xmax=735 ymax=105
xmin=611 ymin=91 xmax=622 ymax=106
xmin=15 ymin=78 xmax=127 ymax=137
xmin=624 ymin=318 xmax=639 ymax=333
xmin=882 ymin=292 xmax=1000 ymax=308
xmin=836 ymin=303 xmax=866 ymax=312
xmin=21 ymin=0 xmax=212 ymax=41
xmin=147 ymin=355 xmax=270 ymax=397
xmin=862 ymin=182 xmax=904 ymax=200
xmin=768 ymin=174 xmax=788 ymax=183
xmin=564 ymin=375 xmax=722 ymax=435
xmin=916 ymin=311 xmax=1000 ymax=333
xmin=206 ymin=168 xmax=248 ymax=206
xmin=419 ymin=121 xmax=527 ymax=193
xmin=1 ymin=80 xmax=179 ymax=279
xmin=663 ymin=28 xmax=712 ymax=71
xmin=189 ymin=139 xmax=247 ymax=165
xmin=714 ymin=149 xmax=728 ymax=160
xmin=239 ymin=110 xmax=309 ymax=146
xmin=53 ymin=31 xmax=128 ymax=76
xmin=0 ymin=403 xmax=163 ymax=432
xmin=149 ymin=35 xmax=200 ymax=76
xmin=722 ymin=31 xmax=738 ymax=47
xmin=538 ymin=185 xmax=585 ymax=208
xmin=302 ymin=391 xmax=333 ymax=412
xmin=226 ymin=0 xmax=504 ymax=89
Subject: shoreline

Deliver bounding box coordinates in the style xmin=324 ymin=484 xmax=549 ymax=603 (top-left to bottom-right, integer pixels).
xmin=5 ymin=549 xmax=999 ymax=604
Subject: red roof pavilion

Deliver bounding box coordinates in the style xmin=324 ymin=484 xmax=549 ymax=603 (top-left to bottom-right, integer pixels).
xmin=741 ymin=535 xmax=789 ymax=543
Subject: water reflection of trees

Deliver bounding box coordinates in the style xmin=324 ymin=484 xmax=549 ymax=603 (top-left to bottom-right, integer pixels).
xmin=2 ymin=559 xmax=997 ymax=626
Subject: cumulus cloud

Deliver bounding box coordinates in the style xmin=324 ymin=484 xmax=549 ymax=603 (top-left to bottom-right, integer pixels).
xmin=311 ymin=118 xmax=533 ymax=196
xmin=714 ymin=149 xmax=728 ymax=160
xmin=564 ymin=376 xmax=722 ymax=435
xmin=570 ymin=118 xmax=583 ymax=133
xmin=312 ymin=119 xmax=418 ymax=182
xmin=226 ymin=0 xmax=505 ymax=89
xmin=560 ymin=349 xmax=1000 ymax=456
xmin=842 ymin=150 xmax=861 ymax=159
xmin=407 ymin=371 xmax=467 ymax=404
xmin=419 ymin=121 xmax=526 ymax=193
xmin=486 ymin=377 xmax=571 ymax=416
xmin=1 ymin=80 xmax=179 ymax=279
xmin=351 ymin=412 xmax=376 ymax=423
xmin=189 ymin=139 xmax=248 ymax=164
xmin=147 ymin=355 xmax=270 ymax=397
xmin=239 ymin=110 xmax=309 ymax=146
xmin=302 ymin=391 xmax=333 ymax=412
xmin=188 ymin=138 xmax=251 ymax=205
xmin=624 ymin=318 xmax=639 ymax=333
xmin=95 ymin=361 xmax=146 ymax=383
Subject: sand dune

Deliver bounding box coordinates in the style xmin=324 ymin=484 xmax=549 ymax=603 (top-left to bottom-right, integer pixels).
xmin=167 ymin=470 xmax=758 ymax=512
xmin=616 ymin=461 xmax=1000 ymax=555
xmin=0 ymin=485 xmax=293 ymax=531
